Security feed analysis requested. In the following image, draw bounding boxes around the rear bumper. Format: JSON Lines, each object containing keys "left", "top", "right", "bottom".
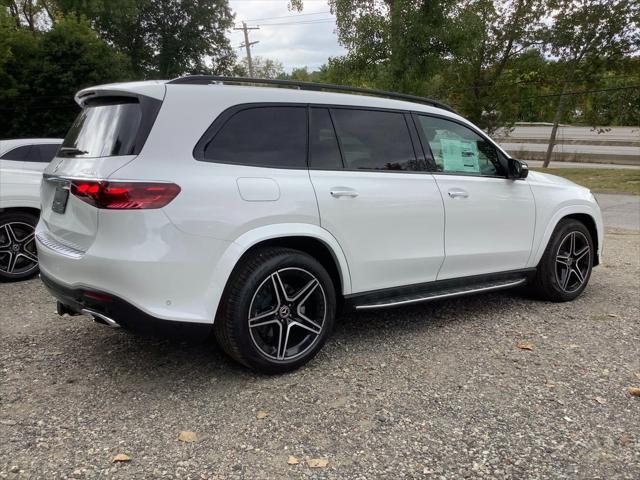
{"left": 35, "top": 210, "right": 235, "bottom": 324}
{"left": 40, "top": 272, "right": 212, "bottom": 338}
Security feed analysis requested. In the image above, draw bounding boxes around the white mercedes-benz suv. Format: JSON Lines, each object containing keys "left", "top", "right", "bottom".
{"left": 36, "top": 77, "right": 603, "bottom": 373}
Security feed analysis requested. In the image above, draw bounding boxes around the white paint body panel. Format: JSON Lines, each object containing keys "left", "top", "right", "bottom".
{"left": 310, "top": 170, "right": 445, "bottom": 292}
{"left": 525, "top": 171, "right": 603, "bottom": 266}
{"left": 0, "top": 167, "right": 43, "bottom": 210}
{"left": 36, "top": 81, "right": 603, "bottom": 325}
{"left": 434, "top": 175, "right": 536, "bottom": 279}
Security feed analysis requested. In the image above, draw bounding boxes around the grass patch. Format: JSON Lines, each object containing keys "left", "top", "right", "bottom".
{"left": 531, "top": 168, "right": 640, "bottom": 195}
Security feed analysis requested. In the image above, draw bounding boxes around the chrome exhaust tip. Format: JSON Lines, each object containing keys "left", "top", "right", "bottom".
{"left": 81, "top": 308, "right": 120, "bottom": 328}
{"left": 57, "top": 301, "right": 81, "bottom": 317}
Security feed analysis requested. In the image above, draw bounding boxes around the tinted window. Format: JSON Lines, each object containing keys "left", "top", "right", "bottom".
{"left": 37, "top": 144, "right": 60, "bottom": 162}
{"left": 330, "top": 109, "right": 417, "bottom": 171}
{"left": 61, "top": 98, "right": 142, "bottom": 158}
{"left": 309, "top": 108, "right": 342, "bottom": 169}
{"left": 417, "top": 116, "right": 505, "bottom": 176}
{"left": 203, "top": 107, "right": 307, "bottom": 168}
{"left": 1, "top": 145, "right": 37, "bottom": 161}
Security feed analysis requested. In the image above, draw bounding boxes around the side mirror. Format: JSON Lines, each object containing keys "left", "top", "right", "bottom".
{"left": 509, "top": 158, "right": 529, "bottom": 179}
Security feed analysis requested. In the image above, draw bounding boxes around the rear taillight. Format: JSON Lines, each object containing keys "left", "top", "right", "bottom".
{"left": 70, "top": 180, "right": 181, "bottom": 209}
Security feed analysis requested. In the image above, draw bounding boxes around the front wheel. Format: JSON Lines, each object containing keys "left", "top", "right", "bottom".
{"left": 214, "top": 248, "right": 336, "bottom": 374}
{"left": 531, "top": 219, "right": 594, "bottom": 302}
{"left": 0, "top": 211, "right": 39, "bottom": 282}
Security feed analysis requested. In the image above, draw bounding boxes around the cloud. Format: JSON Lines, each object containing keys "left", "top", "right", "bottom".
{"left": 228, "top": 0, "right": 346, "bottom": 71}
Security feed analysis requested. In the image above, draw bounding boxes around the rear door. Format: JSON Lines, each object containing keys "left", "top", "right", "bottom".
{"left": 40, "top": 95, "right": 161, "bottom": 251}
{"left": 308, "top": 107, "right": 445, "bottom": 294}
{"left": 414, "top": 114, "right": 535, "bottom": 280}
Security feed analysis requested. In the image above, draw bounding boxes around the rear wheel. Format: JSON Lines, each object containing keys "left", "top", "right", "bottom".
{"left": 215, "top": 248, "right": 336, "bottom": 374}
{"left": 531, "top": 219, "right": 594, "bottom": 302}
{"left": 0, "top": 211, "right": 39, "bottom": 282}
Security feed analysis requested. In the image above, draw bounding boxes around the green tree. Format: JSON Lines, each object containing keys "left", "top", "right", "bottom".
{"left": 56, "top": 0, "right": 236, "bottom": 77}
{"left": 0, "top": 17, "right": 131, "bottom": 137}
{"left": 235, "top": 56, "right": 284, "bottom": 79}
{"left": 541, "top": 0, "right": 640, "bottom": 167}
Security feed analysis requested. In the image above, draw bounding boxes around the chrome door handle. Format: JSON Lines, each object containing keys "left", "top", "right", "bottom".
{"left": 330, "top": 190, "right": 359, "bottom": 198}
{"left": 448, "top": 189, "right": 469, "bottom": 199}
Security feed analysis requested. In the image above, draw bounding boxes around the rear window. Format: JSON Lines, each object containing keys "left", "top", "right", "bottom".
{"left": 201, "top": 106, "right": 307, "bottom": 168}
{"left": 61, "top": 96, "right": 159, "bottom": 158}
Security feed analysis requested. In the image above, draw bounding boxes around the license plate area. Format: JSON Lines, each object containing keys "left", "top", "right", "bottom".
{"left": 52, "top": 186, "right": 70, "bottom": 214}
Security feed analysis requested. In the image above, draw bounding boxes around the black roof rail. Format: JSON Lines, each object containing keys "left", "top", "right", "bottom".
{"left": 167, "top": 75, "right": 456, "bottom": 113}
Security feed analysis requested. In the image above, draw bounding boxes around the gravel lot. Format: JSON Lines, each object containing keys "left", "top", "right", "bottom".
{"left": 1, "top": 229, "right": 639, "bottom": 479}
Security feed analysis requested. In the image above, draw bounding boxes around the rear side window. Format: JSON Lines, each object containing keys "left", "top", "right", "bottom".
{"left": 330, "top": 109, "right": 418, "bottom": 171}
{"left": 1, "top": 145, "right": 38, "bottom": 161}
{"left": 309, "top": 108, "right": 342, "bottom": 170}
{"left": 202, "top": 107, "right": 307, "bottom": 168}
{"left": 60, "top": 96, "right": 161, "bottom": 158}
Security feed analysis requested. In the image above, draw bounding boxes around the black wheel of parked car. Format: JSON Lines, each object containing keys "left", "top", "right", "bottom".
{"left": 0, "top": 211, "right": 39, "bottom": 282}
{"left": 215, "top": 247, "right": 336, "bottom": 374}
{"left": 531, "top": 219, "right": 594, "bottom": 302}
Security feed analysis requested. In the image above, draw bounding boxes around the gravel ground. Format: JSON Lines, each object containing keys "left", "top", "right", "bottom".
{"left": 1, "top": 230, "right": 639, "bottom": 479}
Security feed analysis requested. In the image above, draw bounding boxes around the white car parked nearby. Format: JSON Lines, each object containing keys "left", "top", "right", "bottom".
{"left": 36, "top": 77, "right": 603, "bottom": 373}
{"left": 0, "top": 138, "right": 62, "bottom": 281}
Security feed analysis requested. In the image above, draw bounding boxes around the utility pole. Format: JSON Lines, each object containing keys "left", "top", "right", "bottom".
{"left": 234, "top": 22, "right": 260, "bottom": 77}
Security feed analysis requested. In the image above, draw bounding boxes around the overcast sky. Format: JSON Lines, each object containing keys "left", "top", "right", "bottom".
{"left": 227, "top": 1, "right": 346, "bottom": 71}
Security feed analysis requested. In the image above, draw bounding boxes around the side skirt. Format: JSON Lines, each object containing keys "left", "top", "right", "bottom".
{"left": 345, "top": 269, "right": 536, "bottom": 311}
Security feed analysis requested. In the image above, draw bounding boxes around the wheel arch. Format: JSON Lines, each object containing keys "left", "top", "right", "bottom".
{"left": 562, "top": 213, "right": 599, "bottom": 266}
{"left": 0, "top": 206, "right": 41, "bottom": 218}
{"left": 531, "top": 206, "right": 603, "bottom": 268}
{"left": 238, "top": 236, "right": 346, "bottom": 298}
{"left": 207, "top": 223, "right": 352, "bottom": 323}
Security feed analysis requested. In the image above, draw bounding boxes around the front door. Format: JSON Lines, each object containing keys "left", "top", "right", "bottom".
{"left": 414, "top": 114, "right": 535, "bottom": 280}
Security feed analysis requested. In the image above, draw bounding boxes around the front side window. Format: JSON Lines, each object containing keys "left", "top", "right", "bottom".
{"left": 203, "top": 106, "right": 307, "bottom": 168}
{"left": 417, "top": 116, "right": 505, "bottom": 177}
{"left": 62, "top": 97, "right": 143, "bottom": 158}
{"left": 330, "top": 108, "right": 418, "bottom": 171}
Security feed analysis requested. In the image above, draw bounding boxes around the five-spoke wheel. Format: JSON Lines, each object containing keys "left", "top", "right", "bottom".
{"left": 0, "top": 212, "right": 39, "bottom": 282}
{"left": 248, "top": 268, "right": 327, "bottom": 361}
{"left": 215, "top": 248, "right": 336, "bottom": 373}
{"left": 555, "top": 231, "right": 591, "bottom": 293}
{"left": 531, "top": 219, "right": 594, "bottom": 302}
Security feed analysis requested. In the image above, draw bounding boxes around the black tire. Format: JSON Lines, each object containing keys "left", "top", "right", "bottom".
{"left": 0, "top": 211, "right": 39, "bottom": 282}
{"left": 214, "top": 247, "right": 337, "bottom": 374}
{"left": 530, "top": 219, "right": 594, "bottom": 302}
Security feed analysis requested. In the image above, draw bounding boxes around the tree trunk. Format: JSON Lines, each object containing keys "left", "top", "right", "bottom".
{"left": 543, "top": 61, "right": 577, "bottom": 168}
{"left": 542, "top": 89, "right": 570, "bottom": 168}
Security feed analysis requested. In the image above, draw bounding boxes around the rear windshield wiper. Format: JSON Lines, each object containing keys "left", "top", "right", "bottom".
{"left": 59, "top": 147, "right": 88, "bottom": 157}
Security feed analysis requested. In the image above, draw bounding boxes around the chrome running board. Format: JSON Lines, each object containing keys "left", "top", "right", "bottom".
{"left": 354, "top": 278, "right": 527, "bottom": 310}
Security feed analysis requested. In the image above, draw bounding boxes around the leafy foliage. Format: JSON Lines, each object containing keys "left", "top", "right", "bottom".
{"left": 1, "top": 0, "right": 236, "bottom": 138}
{"left": 0, "top": 16, "right": 131, "bottom": 137}
{"left": 55, "top": 0, "right": 236, "bottom": 77}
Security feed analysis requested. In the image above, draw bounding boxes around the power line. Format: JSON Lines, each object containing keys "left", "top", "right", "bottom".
{"left": 245, "top": 11, "right": 332, "bottom": 22}
{"left": 255, "top": 19, "right": 336, "bottom": 26}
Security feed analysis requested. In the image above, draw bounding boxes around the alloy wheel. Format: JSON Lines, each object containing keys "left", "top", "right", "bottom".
{"left": 555, "top": 231, "right": 591, "bottom": 293}
{"left": 0, "top": 222, "right": 38, "bottom": 276}
{"left": 248, "top": 267, "right": 327, "bottom": 361}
